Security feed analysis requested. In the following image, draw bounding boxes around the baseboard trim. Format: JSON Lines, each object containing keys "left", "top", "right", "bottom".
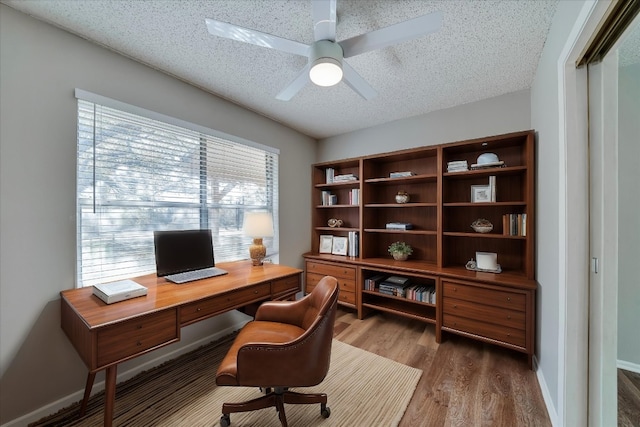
{"left": 617, "top": 359, "right": 640, "bottom": 374}
{"left": 535, "top": 355, "right": 560, "bottom": 427}
{"left": 0, "top": 320, "right": 250, "bottom": 427}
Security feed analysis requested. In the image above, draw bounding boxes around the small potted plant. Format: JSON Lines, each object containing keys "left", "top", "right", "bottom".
{"left": 388, "top": 241, "right": 413, "bottom": 261}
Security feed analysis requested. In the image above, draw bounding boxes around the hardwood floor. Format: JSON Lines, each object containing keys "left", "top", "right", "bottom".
{"left": 332, "top": 307, "right": 551, "bottom": 427}
{"left": 619, "top": 368, "right": 640, "bottom": 427}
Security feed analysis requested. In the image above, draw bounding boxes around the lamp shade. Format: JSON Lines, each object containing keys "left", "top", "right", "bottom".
{"left": 243, "top": 212, "right": 274, "bottom": 237}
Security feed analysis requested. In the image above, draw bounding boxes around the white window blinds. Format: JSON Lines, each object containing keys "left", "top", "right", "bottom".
{"left": 76, "top": 95, "right": 279, "bottom": 287}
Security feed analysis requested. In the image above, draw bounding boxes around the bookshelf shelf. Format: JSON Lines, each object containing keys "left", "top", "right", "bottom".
{"left": 305, "top": 130, "right": 536, "bottom": 368}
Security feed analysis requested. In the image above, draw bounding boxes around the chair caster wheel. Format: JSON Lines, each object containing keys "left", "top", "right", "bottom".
{"left": 220, "top": 414, "right": 231, "bottom": 427}
{"left": 321, "top": 404, "right": 331, "bottom": 418}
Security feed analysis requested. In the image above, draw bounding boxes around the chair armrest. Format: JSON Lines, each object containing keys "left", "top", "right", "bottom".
{"left": 254, "top": 297, "right": 310, "bottom": 328}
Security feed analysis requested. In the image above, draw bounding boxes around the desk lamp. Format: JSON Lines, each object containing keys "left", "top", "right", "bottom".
{"left": 243, "top": 212, "right": 274, "bottom": 266}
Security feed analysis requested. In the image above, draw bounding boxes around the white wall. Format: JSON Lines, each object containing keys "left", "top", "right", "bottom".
{"left": 0, "top": 5, "right": 316, "bottom": 424}
{"left": 618, "top": 63, "right": 640, "bottom": 368}
{"left": 317, "top": 90, "right": 531, "bottom": 162}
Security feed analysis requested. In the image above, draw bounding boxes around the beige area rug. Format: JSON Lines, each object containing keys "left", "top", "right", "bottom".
{"left": 33, "top": 337, "right": 422, "bottom": 426}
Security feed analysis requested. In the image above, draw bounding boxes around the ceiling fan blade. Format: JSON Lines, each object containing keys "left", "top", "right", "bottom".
{"left": 340, "top": 11, "right": 443, "bottom": 58}
{"left": 312, "top": 0, "right": 337, "bottom": 41}
{"left": 342, "top": 62, "right": 378, "bottom": 100}
{"left": 205, "top": 18, "right": 309, "bottom": 57}
{"left": 276, "top": 64, "right": 312, "bottom": 101}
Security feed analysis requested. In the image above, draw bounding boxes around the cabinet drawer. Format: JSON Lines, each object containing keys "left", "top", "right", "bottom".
{"left": 443, "top": 298, "right": 525, "bottom": 330}
{"left": 272, "top": 275, "right": 300, "bottom": 296}
{"left": 306, "top": 261, "right": 355, "bottom": 280}
{"left": 97, "top": 309, "right": 178, "bottom": 367}
{"left": 443, "top": 314, "right": 526, "bottom": 348}
{"left": 307, "top": 272, "right": 355, "bottom": 293}
{"left": 339, "top": 291, "right": 356, "bottom": 305}
{"left": 181, "top": 283, "right": 271, "bottom": 324}
{"left": 442, "top": 281, "right": 526, "bottom": 311}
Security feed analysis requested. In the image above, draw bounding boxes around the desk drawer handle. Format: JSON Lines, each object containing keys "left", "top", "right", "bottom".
{"left": 507, "top": 297, "right": 512, "bottom": 301}
{"left": 137, "top": 341, "right": 142, "bottom": 346}
{"left": 137, "top": 325, "right": 143, "bottom": 330}
{"left": 197, "top": 308, "right": 201, "bottom": 312}
{"left": 254, "top": 290, "right": 258, "bottom": 294}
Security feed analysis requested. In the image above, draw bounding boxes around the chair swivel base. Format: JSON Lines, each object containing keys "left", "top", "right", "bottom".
{"left": 220, "top": 387, "right": 331, "bottom": 427}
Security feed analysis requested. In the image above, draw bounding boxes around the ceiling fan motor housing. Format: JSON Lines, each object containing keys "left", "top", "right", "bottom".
{"left": 309, "top": 40, "right": 344, "bottom": 86}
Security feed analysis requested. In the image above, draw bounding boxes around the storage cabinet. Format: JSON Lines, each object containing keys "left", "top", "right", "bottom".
{"left": 441, "top": 279, "right": 534, "bottom": 365}
{"left": 306, "top": 260, "right": 357, "bottom": 308}
{"left": 304, "top": 130, "right": 537, "bottom": 367}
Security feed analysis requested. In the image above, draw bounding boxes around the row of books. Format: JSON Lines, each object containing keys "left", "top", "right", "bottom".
{"left": 348, "top": 188, "right": 360, "bottom": 205}
{"left": 321, "top": 191, "right": 338, "bottom": 206}
{"left": 503, "top": 213, "right": 527, "bottom": 236}
{"left": 363, "top": 275, "right": 436, "bottom": 303}
{"left": 347, "top": 231, "right": 359, "bottom": 257}
{"left": 325, "top": 168, "right": 358, "bottom": 183}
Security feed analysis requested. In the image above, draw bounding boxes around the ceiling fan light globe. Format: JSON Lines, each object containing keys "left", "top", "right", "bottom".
{"left": 309, "top": 59, "right": 343, "bottom": 87}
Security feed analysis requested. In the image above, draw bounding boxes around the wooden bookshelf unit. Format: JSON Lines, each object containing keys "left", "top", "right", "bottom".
{"left": 304, "top": 130, "right": 537, "bottom": 368}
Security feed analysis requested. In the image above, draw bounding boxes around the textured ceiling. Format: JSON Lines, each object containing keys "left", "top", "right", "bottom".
{"left": 3, "top": 0, "right": 560, "bottom": 139}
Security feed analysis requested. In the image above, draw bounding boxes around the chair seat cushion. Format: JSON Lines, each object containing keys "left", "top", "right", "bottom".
{"left": 216, "top": 320, "right": 306, "bottom": 386}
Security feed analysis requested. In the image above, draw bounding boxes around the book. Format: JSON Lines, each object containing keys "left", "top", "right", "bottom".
{"left": 385, "top": 222, "right": 413, "bottom": 230}
{"left": 489, "top": 175, "right": 496, "bottom": 202}
{"left": 325, "top": 168, "right": 334, "bottom": 184}
{"left": 389, "top": 171, "right": 416, "bottom": 178}
{"left": 383, "top": 276, "right": 410, "bottom": 285}
{"left": 93, "top": 279, "right": 147, "bottom": 304}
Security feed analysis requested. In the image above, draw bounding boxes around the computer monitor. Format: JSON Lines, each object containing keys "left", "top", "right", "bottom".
{"left": 153, "top": 229, "right": 215, "bottom": 277}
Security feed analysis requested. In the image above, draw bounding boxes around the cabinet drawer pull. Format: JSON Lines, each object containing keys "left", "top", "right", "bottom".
{"left": 137, "top": 341, "right": 142, "bottom": 346}
{"left": 507, "top": 297, "right": 511, "bottom": 301}
{"left": 197, "top": 308, "right": 201, "bottom": 312}
{"left": 453, "top": 304, "right": 458, "bottom": 308}
{"left": 254, "top": 290, "right": 258, "bottom": 294}
{"left": 137, "top": 325, "right": 143, "bottom": 329}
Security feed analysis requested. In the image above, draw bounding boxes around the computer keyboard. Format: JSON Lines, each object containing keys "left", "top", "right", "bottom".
{"left": 165, "top": 267, "right": 228, "bottom": 284}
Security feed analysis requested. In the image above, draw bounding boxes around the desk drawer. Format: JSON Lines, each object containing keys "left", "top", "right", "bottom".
{"left": 97, "top": 309, "right": 178, "bottom": 367}
{"left": 306, "top": 261, "right": 356, "bottom": 280}
{"left": 180, "top": 283, "right": 271, "bottom": 324}
{"left": 442, "top": 281, "right": 526, "bottom": 311}
{"left": 271, "top": 275, "right": 300, "bottom": 297}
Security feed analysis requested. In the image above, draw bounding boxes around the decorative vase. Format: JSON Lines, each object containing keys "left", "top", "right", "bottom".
{"left": 392, "top": 252, "right": 408, "bottom": 261}
{"left": 395, "top": 191, "right": 410, "bottom": 204}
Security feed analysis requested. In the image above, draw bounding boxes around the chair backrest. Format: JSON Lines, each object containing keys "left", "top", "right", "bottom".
{"left": 300, "top": 275, "right": 339, "bottom": 330}
{"left": 294, "top": 276, "right": 339, "bottom": 385}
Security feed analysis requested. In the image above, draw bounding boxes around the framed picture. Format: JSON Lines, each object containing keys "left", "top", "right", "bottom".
{"left": 319, "top": 235, "right": 333, "bottom": 253}
{"left": 331, "top": 236, "right": 348, "bottom": 256}
{"left": 471, "top": 185, "right": 491, "bottom": 203}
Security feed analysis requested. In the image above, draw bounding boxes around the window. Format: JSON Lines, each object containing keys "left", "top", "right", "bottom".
{"left": 76, "top": 90, "right": 279, "bottom": 287}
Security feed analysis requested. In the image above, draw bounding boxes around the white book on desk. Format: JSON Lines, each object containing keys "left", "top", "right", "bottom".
{"left": 93, "top": 279, "right": 148, "bottom": 304}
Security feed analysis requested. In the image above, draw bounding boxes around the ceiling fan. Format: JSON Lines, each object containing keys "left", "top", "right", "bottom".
{"left": 205, "top": 0, "right": 442, "bottom": 101}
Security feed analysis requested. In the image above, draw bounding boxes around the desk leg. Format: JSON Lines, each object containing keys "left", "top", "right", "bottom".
{"left": 79, "top": 371, "right": 96, "bottom": 416}
{"left": 104, "top": 365, "right": 117, "bottom": 427}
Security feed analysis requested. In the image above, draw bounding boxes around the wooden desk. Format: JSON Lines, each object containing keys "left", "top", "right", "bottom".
{"left": 60, "top": 261, "right": 302, "bottom": 427}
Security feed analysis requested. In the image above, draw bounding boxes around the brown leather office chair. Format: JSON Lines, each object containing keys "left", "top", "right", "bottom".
{"left": 215, "top": 275, "right": 339, "bottom": 427}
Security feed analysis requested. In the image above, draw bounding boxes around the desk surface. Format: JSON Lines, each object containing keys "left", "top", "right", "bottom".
{"left": 61, "top": 261, "right": 302, "bottom": 329}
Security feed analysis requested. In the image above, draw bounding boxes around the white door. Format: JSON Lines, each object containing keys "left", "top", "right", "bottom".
{"left": 588, "top": 15, "right": 640, "bottom": 427}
